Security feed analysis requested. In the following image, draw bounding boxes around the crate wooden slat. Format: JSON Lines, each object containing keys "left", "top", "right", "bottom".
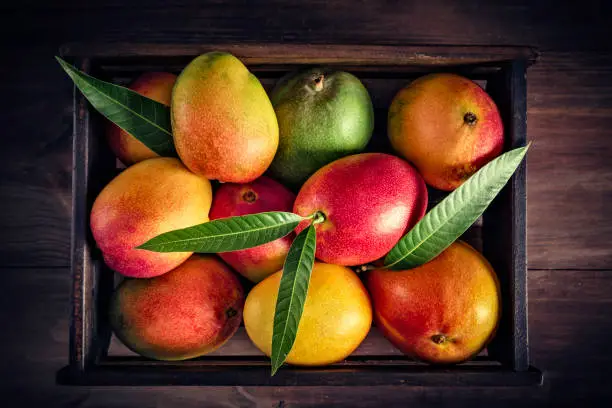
{"left": 60, "top": 43, "right": 539, "bottom": 65}
{"left": 58, "top": 362, "right": 542, "bottom": 387}
{"left": 59, "top": 43, "right": 542, "bottom": 386}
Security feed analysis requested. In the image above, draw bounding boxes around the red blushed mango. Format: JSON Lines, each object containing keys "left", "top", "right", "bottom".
{"left": 293, "top": 153, "right": 428, "bottom": 266}
{"left": 388, "top": 73, "right": 503, "bottom": 191}
{"left": 90, "top": 157, "right": 212, "bottom": 278}
{"left": 172, "top": 52, "right": 279, "bottom": 183}
{"left": 366, "top": 241, "right": 500, "bottom": 364}
{"left": 109, "top": 255, "right": 244, "bottom": 361}
{"left": 106, "top": 72, "right": 177, "bottom": 165}
{"left": 210, "top": 176, "right": 295, "bottom": 283}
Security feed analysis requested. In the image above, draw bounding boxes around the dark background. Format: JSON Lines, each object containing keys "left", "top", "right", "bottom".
{"left": 1, "top": 0, "right": 611, "bottom": 406}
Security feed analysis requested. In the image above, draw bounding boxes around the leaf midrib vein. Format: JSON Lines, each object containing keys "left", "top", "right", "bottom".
{"left": 69, "top": 63, "right": 172, "bottom": 138}
{"left": 273, "top": 226, "right": 313, "bottom": 371}
{"left": 142, "top": 215, "right": 299, "bottom": 248}
{"left": 386, "top": 172, "right": 494, "bottom": 268}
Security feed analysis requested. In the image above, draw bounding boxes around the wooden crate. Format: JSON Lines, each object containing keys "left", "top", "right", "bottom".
{"left": 57, "top": 43, "right": 542, "bottom": 386}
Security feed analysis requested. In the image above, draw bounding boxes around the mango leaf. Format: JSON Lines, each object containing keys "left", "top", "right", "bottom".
{"left": 138, "top": 212, "right": 304, "bottom": 253}
{"left": 384, "top": 145, "right": 529, "bottom": 270}
{"left": 56, "top": 57, "right": 176, "bottom": 156}
{"left": 271, "top": 223, "right": 317, "bottom": 375}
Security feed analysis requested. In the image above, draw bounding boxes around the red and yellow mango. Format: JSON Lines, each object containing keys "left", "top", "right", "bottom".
{"left": 110, "top": 255, "right": 244, "bottom": 360}
{"left": 210, "top": 176, "right": 295, "bottom": 283}
{"left": 90, "top": 157, "right": 212, "bottom": 278}
{"left": 293, "top": 153, "right": 428, "bottom": 266}
{"left": 106, "top": 72, "right": 176, "bottom": 165}
{"left": 389, "top": 73, "right": 503, "bottom": 191}
{"left": 171, "top": 52, "right": 279, "bottom": 183}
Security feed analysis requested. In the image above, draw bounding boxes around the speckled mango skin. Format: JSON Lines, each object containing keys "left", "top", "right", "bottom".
{"left": 293, "top": 153, "right": 428, "bottom": 266}
{"left": 109, "top": 255, "right": 244, "bottom": 361}
{"left": 106, "top": 72, "right": 177, "bottom": 165}
{"left": 269, "top": 68, "right": 374, "bottom": 187}
{"left": 388, "top": 73, "right": 504, "bottom": 191}
{"left": 90, "top": 157, "right": 212, "bottom": 278}
{"left": 172, "top": 52, "right": 279, "bottom": 183}
{"left": 209, "top": 176, "right": 295, "bottom": 283}
{"left": 244, "top": 262, "right": 371, "bottom": 366}
{"left": 366, "top": 241, "right": 500, "bottom": 364}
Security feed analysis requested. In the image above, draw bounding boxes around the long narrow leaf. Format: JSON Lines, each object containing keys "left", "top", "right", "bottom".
{"left": 384, "top": 145, "right": 529, "bottom": 270}
{"left": 137, "top": 212, "right": 304, "bottom": 253}
{"left": 271, "top": 224, "right": 317, "bottom": 375}
{"left": 56, "top": 57, "right": 176, "bottom": 156}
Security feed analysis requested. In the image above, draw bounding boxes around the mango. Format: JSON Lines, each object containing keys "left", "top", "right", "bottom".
{"left": 110, "top": 255, "right": 244, "bottom": 361}
{"left": 172, "top": 52, "right": 279, "bottom": 183}
{"left": 209, "top": 176, "right": 295, "bottom": 283}
{"left": 106, "top": 72, "right": 176, "bottom": 165}
{"left": 90, "top": 157, "right": 212, "bottom": 278}
{"left": 269, "top": 68, "right": 374, "bottom": 187}
{"left": 244, "top": 262, "right": 371, "bottom": 366}
{"left": 388, "top": 73, "right": 504, "bottom": 191}
{"left": 366, "top": 241, "right": 500, "bottom": 364}
{"left": 293, "top": 153, "right": 428, "bottom": 266}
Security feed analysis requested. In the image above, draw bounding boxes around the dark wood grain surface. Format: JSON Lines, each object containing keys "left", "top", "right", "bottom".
{"left": 1, "top": 0, "right": 611, "bottom": 406}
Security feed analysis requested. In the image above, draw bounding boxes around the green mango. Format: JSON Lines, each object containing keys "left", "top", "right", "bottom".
{"left": 269, "top": 68, "right": 374, "bottom": 187}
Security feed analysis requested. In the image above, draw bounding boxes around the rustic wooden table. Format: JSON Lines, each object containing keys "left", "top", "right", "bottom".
{"left": 1, "top": 1, "right": 611, "bottom": 406}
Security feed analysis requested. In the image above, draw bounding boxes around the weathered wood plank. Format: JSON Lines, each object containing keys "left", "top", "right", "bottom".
{"left": 0, "top": 46, "right": 73, "bottom": 267}
{"left": 0, "top": 185, "right": 70, "bottom": 267}
{"left": 529, "top": 268, "right": 612, "bottom": 301}
{"left": 526, "top": 52, "right": 612, "bottom": 269}
{"left": 1, "top": 0, "right": 610, "bottom": 52}
{"left": 59, "top": 43, "right": 538, "bottom": 65}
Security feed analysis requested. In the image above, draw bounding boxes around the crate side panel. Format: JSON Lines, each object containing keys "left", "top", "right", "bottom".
{"left": 70, "top": 57, "right": 92, "bottom": 372}
{"left": 483, "top": 60, "right": 529, "bottom": 371}
{"left": 70, "top": 58, "right": 118, "bottom": 372}
{"left": 57, "top": 363, "right": 543, "bottom": 387}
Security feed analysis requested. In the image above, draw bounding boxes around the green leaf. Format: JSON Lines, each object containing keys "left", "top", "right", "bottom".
{"left": 384, "top": 145, "right": 529, "bottom": 270}
{"left": 137, "top": 212, "right": 304, "bottom": 253}
{"left": 271, "top": 223, "right": 317, "bottom": 375}
{"left": 55, "top": 56, "right": 176, "bottom": 157}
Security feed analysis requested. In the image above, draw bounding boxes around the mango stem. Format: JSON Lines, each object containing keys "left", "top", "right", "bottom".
{"left": 242, "top": 190, "right": 257, "bottom": 203}
{"left": 431, "top": 334, "right": 447, "bottom": 345}
{"left": 311, "top": 210, "right": 326, "bottom": 225}
{"left": 463, "top": 112, "right": 478, "bottom": 125}
{"left": 314, "top": 74, "right": 325, "bottom": 92}
{"left": 353, "top": 264, "right": 376, "bottom": 274}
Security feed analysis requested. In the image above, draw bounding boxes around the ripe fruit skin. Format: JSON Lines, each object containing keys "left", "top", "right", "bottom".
{"left": 366, "top": 241, "right": 500, "bottom": 364}
{"left": 90, "top": 157, "right": 212, "bottom": 278}
{"left": 106, "top": 72, "right": 176, "bottom": 165}
{"left": 293, "top": 153, "right": 428, "bottom": 266}
{"left": 209, "top": 176, "right": 295, "bottom": 283}
{"left": 109, "top": 255, "right": 244, "bottom": 361}
{"left": 388, "top": 73, "right": 503, "bottom": 191}
{"left": 172, "top": 52, "right": 279, "bottom": 183}
{"left": 269, "top": 67, "right": 374, "bottom": 187}
{"left": 243, "top": 262, "right": 372, "bottom": 366}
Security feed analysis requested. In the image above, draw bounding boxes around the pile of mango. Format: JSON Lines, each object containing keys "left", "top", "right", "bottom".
{"left": 93, "top": 52, "right": 503, "bottom": 366}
